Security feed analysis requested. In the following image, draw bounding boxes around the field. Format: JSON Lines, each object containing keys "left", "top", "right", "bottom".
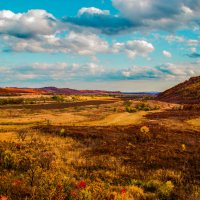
{"left": 0, "top": 94, "right": 199, "bottom": 200}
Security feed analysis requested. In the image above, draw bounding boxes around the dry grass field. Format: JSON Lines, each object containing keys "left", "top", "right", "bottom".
{"left": 0, "top": 95, "right": 199, "bottom": 200}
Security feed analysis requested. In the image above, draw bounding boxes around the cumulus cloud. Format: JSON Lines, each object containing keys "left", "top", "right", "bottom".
{"left": 1, "top": 32, "right": 154, "bottom": 58}
{"left": 63, "top": 7, "right": 135, "bottom": 35}
{"left": 0, "top": 10, "right": 58, "bottom": 38}
{"left": 165, "top": 35, "right": 185, "bottom": 43}
{"left": 124, "top": 40, "right": 154, "bottom": 58}
{"left": 113, "top": 40, "right": 154, "bottom": 58}
{"left": 1, "top": 62, "right": 105, "bottom": 83}
{"left": 1, "top": 2, "right": 200, "bottom": 40}
{"left": 112, "top": 0, "right": 200, "bottom": 32}
{"left": 163, "top": 50, "right": 172, "bottom": 58}
{"left": 2, "top": 60, "right": 200, "bottom": 85}
{"left": 120, "top": 62, "right": 200, "bottom": 81}
{"left": 165, "top": 34, "right": 199, "bottom": 48}
{"left": 60, "top": 1, "right": 200, "bottom": 35}
{"left": 2, "top": 31, "right": 109, "bottom": 55}
{"left": 78, "top": 7, "right": 110, "bottom": 16}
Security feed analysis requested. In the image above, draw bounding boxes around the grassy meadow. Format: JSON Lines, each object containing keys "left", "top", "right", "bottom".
{"left": 0, "top": 94, "right": 199, "bottom": 200}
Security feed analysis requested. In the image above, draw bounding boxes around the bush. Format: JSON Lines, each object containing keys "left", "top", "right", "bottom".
{"left": 125, "top": 106, "right": 137, "bottom": 113}
{"left": 135, "top": 103, "right": 160, "bottom": 111}
{"left": 52, "top": 95, "right": 64, "bottom": 102}
{"left": 145, "top": 180, "right": 162, "bottom": 192}
{"left": 0, "top": 98, "right": 24, "bottom": 105}
{"left": 134, "top": 126, "right": 152, "bottom": 142}
{"left": 59, "top": 128, "right": 65, "bottom": 137}
{"left": 158, "top": 181, "right": 174, "bottom": 200}
{"left": 2, "top": 150, "right": 16, "bottom": 169}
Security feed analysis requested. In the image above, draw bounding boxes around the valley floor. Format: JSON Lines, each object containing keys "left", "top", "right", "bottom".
{"left": 0, "top": 96, "right": 199, "bottom": 200}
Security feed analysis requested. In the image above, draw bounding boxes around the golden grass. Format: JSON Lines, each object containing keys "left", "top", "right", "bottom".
{"left": 0, "top": 132, "right": 16, "bottom": 141}
{"left": 78, "top": 111, "right": 147, "bottom": 126}
{"left": 0, "top": 98, "right": 200, "bottom": 199}
{"left": 187, "top": 118, "right": 200, "bottom": 127}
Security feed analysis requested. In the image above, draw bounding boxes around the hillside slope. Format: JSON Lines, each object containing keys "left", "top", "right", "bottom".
{"left": 157, "top": 76, "right": 200, "bottom": 104}
{"left": 0, "top": 88, "right": 40, "bottom": 94}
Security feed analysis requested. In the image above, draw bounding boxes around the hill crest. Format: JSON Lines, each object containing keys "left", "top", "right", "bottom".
{"left": 157, "top": 76, "right": 200, "bottom": 104}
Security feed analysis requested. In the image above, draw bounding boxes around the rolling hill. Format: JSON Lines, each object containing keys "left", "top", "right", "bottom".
{"left": 0, "top": 87, "right": 121, "bottom": 95}
{"left": 0, "top": 88, "right": 41, "bottom": 94}
{"left": 157, "top": 76, "right": 200, "bottom": 104}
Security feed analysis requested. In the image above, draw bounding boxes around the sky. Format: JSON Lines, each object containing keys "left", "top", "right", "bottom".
{"left": 0, "top": 0, "right": 200, "bottom": 92}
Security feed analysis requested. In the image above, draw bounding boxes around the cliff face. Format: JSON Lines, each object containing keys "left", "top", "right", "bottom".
{"left": 157, "top": 76, "right": 200, "bottom": 104}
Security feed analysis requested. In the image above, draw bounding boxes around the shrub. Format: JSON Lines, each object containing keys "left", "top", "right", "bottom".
{"left": 0, "top": 98, "right": 24, "bottom": 105}
{"left": 136, "top": 103, "right": 151, "bottom": 111}
{"left": 79, "top": 189, "right": 92, "bottom": 200}
{"left": 124, "top": 100, "right": 132, "bottom": 107}
{"left": 135, "top": 126, "right": 152, "bottom": 142}
{"left": 52, "top": 95, "right": 64, "bottom": 102}
{"left": 17, "top": 155, "right": 32, "bottom": 171}
{"left": 125, "top": 106, "right": 137, "bottom": 113}
{"left": 158, "top": 181, "right": 174, "bottom": 200}
{"left": 2, "top": 150, "right": 16, "bottom": 169}
{"left": 144, "top": 180, "right": 162, "bottom": 192}
{"left": 135, "top": 103, "right": 160, "bottom": 111}
{"left": 59, "top": 128, "right": 65, "bottom": 137}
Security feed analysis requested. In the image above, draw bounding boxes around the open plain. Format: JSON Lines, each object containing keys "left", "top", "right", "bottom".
{"left": 0, "top": 94, "right": 199, "bottom": 200}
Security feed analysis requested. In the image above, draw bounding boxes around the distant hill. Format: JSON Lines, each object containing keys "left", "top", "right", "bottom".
{"left": 0, "top": 88, "right": 41, "bottom": 94}
{"left": 39, "top": 87, "right": 121, "bottom": 95}
{"left": 157, "top": 76, "right": 200, "bottom": 104}
{"left": 0, "top": 87, "right": 121, "bottom": 95}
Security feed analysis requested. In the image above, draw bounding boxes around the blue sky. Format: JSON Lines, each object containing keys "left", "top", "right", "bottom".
{"left": 0, "top": 0, "right": 200, "bottom": 91}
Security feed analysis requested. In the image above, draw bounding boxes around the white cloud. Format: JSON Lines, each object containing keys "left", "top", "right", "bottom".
{"left": 0, "top": 10, "right": 58, "bottom": 38}
{"left": 86, "top": 63, "right": 105, "bottom": 74}
{"left": 166, "top": 35, "right": 185, "bottom": 43}
{"left": 78, "top": 7, "right": 110, "bottom": 16}
{"left": 1, "top": 62, "right": 105, "bottom": 82}
{"left": 121, "top": 62, "right": 200, "bottom": 81}
{"left": 65, "top": 31, "right": 109, "bottom": 55}
{"left": 181, "top": 5, "right": 193, "bottom": 15}
{"left": 2, "top": 60, "right": 200, "bottom": 86}
{"left": 163, "top": 50, "right": 172, "bottom": 58}
{"left": 113, "top": 40, "right": 154, "bottom": 58}
{"left": 112, "top": 0, "right": 200, "bottom": 31}
{"left": 2, "top": 31, "right": 109, "bottom": 55}
{"left": 1, "top": 31, "right": 155, "bottom": 59}
{"left": 125, "top": 40, "right": 154, "bottom": 58}
{"left": 165, "top": 35, "right": 199, "bottom": 47}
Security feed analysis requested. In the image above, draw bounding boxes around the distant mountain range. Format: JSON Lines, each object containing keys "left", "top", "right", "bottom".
{"left": 2, "top": 75, "right": 200, "bottom": 104}
{"left": 0, "top": 87, "right": 121, "bottom": 95}
{"left": 157, "top": 76, "right": 200, "bottom": 104}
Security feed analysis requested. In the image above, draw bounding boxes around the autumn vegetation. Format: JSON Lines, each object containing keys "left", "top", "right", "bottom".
{"left": 0, "top": 88, "right": 199, "bottom": 199}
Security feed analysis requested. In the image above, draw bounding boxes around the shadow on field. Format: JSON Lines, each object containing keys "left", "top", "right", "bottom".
{"left": 0, "top": 100, "right": 116, "bottom": 110}
{"left": 36, "top": 119, "right": 200, "bottom": 185}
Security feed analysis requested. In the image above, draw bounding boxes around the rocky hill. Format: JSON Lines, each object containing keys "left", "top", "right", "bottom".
{"left": 157, "top": 76, "right": 200, "bottom": 104}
